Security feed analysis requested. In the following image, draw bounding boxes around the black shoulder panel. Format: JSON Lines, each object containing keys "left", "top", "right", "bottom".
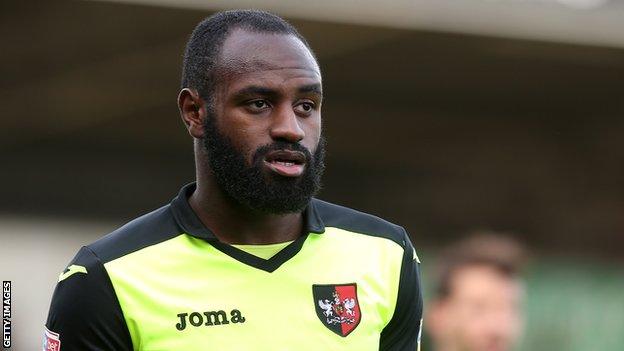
{"left": 45, "top": 247, "right": 134, "bottom": 350}
{"left": 88, "top": 204, "right": 182, "bottom": 263}
{"left": 311, "top": 198, "right": 408, "bottom": 248}
{"left": 312, "top": 199, "right": 424, "bottom": 349}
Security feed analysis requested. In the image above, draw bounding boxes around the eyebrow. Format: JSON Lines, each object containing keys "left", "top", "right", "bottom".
{"left": 232, "top": 86, "right": 278, "bottom": 99}
{"left": 231, "top": 83, "right": 323, "bottom": 101}
{"left": 298, "top": 83, "right": 323, "bottom": 97}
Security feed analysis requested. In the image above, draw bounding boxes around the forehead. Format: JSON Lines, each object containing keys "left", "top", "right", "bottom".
{"left": 450, "top": 265, "right": 523, "bottom": 301}
{"left": 215, "top": 28, "right": 321, "bottom": 86}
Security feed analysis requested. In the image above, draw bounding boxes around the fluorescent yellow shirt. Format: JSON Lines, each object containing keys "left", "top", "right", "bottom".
{"left": 232, "top": 241, "right": 294, "bottom": 260}
{"left": 46, "top": 183, "right": 423, "bottom": 350}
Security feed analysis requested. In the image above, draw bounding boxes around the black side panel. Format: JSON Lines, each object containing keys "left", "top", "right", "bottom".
{"left": 45, "top": 246, "right": 134, "bottom": 351}
{"left": 379, "top": 232, "right": 424, "bottom": 351}
{"left": 89, "top": 204, "right": 182, "bottom": 263}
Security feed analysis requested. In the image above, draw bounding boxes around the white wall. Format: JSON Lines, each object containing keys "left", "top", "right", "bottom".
{"left": 0, "top": 216, "right": 119, "bottom": 351}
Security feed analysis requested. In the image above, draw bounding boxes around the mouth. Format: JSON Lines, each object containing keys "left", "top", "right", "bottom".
{"left": 263, "top": 150, "right": 306, "bottom": 177}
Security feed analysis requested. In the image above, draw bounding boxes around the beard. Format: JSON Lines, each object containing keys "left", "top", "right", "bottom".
{"left": 202, "top": 112, "right": 325, "bottom": 214}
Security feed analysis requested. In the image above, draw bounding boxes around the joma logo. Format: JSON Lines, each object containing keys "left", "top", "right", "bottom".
{"left": 176, "top": 309, "right": 245, "bottom": 331}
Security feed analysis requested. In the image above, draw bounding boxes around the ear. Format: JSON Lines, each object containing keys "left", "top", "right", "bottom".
{"left": 424, "top": 299, "right": 446, "bottom": 339}
{"left": 177, "top": 88, "right": 206, "bottom": 139}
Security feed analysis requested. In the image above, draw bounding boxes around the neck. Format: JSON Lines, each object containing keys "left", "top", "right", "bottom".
{"left": 190, "top": 150, "right": 304, "bottom": 244}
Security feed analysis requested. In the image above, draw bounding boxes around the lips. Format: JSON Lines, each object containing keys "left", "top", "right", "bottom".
{"left": 264, "top": 150, "right": 306, "bottom": 177}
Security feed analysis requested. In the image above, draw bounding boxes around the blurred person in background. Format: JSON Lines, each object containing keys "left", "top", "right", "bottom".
{"left": 425, "top": 233, "right": 526, "bottom": 351}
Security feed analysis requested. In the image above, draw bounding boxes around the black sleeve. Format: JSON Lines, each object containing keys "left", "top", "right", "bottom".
{"left": 379, "top": 231, "right": 424, "bottom": 351}
{"left": 45, "top": 246, "right": 134, "bottom": 351}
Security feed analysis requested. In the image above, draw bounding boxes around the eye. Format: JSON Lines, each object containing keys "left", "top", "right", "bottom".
{"left": 245, "top": 99, "right": 270, "bottom": 113}
{"left": 253, "top": 100, "right": 267, "bottom": 108}
{"left": 295, "top": 101, "right": 315, "bottom": 115}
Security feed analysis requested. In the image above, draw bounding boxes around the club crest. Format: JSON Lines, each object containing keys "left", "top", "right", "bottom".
{"left": 312, "top": 283, "right": 361, "bottom": 337}
{"left": 43, "top": 327, "right": 61, "bottom": 351}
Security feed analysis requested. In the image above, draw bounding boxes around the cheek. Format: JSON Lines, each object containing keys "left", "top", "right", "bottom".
{"left": 303, "top": 116, "right": 322, "bottom": 149}
{"left": 448, "top": 301, "right": 489, "bottom": 340}
{"left": 238, "top": 131, "right": 264, "bottom": 162}
{"left": 504, "top": 309, "right": 524, "bottom": 339}
{"left": 218, "top": 113, "right": 267, "bottom": 157}
{"left": 313, "top": 113, "right": 322, "bottom": 135}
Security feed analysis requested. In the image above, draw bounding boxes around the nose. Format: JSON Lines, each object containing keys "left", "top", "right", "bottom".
{"left": 269, "top": 105, "right": 305, "bottom": 143}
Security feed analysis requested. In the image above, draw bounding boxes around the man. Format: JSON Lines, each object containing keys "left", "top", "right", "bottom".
{"left": 45, "top": 10, "right": 423, "bottom": 350}
{"left": 425, "top": 234, "right": 526, "bottom": 351}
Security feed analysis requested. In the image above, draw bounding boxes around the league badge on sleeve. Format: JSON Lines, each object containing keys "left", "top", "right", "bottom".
{"left": 43, "top": 327, "right": 61, "bottom": 351}
{"left": 312, "top": 283, "right": 361, "bottom": 337}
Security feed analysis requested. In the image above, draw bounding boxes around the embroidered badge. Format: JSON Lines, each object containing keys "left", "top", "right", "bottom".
{"left": 312, "top": 283, "right": 361, "bottom": 337}
{"left": 43, "top": 327, "right": 61, "bottom": 351}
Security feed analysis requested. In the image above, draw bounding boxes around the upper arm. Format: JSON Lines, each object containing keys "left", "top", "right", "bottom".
{"left": 45, "top": 246, "right": 133, "bottom": 351}
{"left": 379, "top": 231, "right": 424, "bottom": 351}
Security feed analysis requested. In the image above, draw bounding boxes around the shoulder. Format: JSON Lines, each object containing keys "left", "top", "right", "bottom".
{"left": 87, "top": 204, "right": 182, "bottom": 264}
{"left": 46, "top": 244, "right": 135, "bottom": 350}
{"left": 311, "top": 198, "right": 410, "bottom": 249}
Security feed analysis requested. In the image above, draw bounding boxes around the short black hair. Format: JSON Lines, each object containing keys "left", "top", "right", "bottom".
{"left": 432, "top": 232, "right": 527, "bottom": 299}
{"left": 181, "top": 9, "right": 315, "bottom": 104}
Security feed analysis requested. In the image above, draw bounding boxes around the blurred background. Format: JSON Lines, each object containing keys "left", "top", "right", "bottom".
{"left": 1, "top": 0, "right": 623, "bottom": 350}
